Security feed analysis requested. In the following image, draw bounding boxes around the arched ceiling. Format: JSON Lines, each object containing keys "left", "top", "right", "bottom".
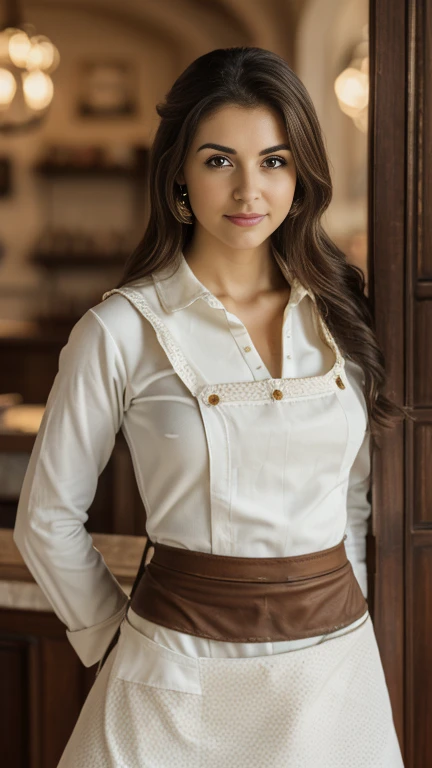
{"left": 20, "top": 0, "right": 299, "bottom": 65}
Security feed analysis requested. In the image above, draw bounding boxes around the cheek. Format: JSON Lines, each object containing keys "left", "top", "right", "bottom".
{"left": 268, "top": 173, "right": 296, "bottom": 204}
{"left": 272, "top": 167, "right": 296, "bottom": 190}
{"left": 190, "top": 177, "right": 227, "bottom": 213}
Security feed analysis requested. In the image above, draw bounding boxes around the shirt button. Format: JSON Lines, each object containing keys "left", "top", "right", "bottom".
{"left": 272, "top": 389, "right": 283, "bottom": 400}
{"left": 286, "top": 354, "right": 291, "bottom": 359}
{"left": 244, "top": 346, "right": 251, "bottom": 352}
{"left": 335, "top": 376, "right": 345, "bottom": 390}
{"left": 208, "top": 394, "right": 220, "bottom": 405}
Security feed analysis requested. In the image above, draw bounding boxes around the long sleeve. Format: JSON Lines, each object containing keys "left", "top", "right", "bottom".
{"left": 13, "top": 308, "right": 130, "bottom": 667}
{"left": 344, "top": 429, "right": 372, "bottom": 600}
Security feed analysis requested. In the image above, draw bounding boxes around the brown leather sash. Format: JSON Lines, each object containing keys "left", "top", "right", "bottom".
{"left": 129, "top": 536, "right": 368, "bottom": 642}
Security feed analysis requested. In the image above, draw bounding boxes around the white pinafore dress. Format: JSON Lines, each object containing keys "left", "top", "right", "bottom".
{"left": 57, "top": 281, "right": 405, "bottom": 768}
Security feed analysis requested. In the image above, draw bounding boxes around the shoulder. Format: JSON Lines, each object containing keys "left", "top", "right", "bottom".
{"left": 58, "top": 306, "right": 126, "bottom": 375}
{"left": 84, "top": 278, "right": 169, "bottom": 379}
{"left": 90, "top": 278, "right": 158, "bottom": 347}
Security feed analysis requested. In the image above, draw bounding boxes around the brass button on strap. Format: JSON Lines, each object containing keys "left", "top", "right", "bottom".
{"left": 208, "top": 393, "right": 220, "bottom": 405}
{"left": 335, "top": 375, "right": 345, "bottom": 390}
{"left": 272, "top": 389, "right": 283, "bottom": 400}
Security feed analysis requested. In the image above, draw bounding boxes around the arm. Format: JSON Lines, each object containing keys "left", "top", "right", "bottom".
{"left": 344, "top": 429, "right": 372, "bottom": 600}
{"left": 13, "top": 308, "right": 130, "bottom": 667}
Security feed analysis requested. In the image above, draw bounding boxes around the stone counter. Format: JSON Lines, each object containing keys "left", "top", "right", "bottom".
{"left": 0, "top": 527, "right": 146, "bottom": 610}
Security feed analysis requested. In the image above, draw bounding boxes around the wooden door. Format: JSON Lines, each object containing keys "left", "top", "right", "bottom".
{"left": 369, "top": 1, "right": 431, "bottom": 766}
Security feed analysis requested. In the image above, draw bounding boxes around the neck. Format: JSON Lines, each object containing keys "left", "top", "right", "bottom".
{"left": 183, "top": 234, "right": 289, "bottom": 304}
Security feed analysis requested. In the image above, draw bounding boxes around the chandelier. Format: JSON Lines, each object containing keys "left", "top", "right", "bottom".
{"left": 0, "top": 0, "right": 60, "bottom": 134}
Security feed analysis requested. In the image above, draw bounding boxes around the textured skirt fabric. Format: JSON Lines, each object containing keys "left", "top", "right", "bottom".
{"left": 57, "top": 613, "right": 405, "bottom": 768}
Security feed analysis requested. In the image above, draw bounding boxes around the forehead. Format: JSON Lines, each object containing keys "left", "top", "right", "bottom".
{"left": 192, "top": 104, "right": 288, "bottom": 144}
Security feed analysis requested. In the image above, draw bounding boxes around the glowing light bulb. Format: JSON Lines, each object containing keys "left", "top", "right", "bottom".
{"left": 8, "top": 31, "right": 31, "bottom": 67}
{"left": 0, "top": 30, "right": 12, "bottom": 59}
{"left": 27, "top": 36, "right": 60, "bottom": 72}
{"left": 0, "top": 68, "right": 17, "bottom": 107}
{"left": 334, "top": 68, "right": 369, "bottom": 111}
{"left": 22, "top": 70, "right": 53, "bottom": 110}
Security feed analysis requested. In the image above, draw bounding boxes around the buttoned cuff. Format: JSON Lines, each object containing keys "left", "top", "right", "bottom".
{"left": 65, "top": 595, "right": 130, "bottom": 667}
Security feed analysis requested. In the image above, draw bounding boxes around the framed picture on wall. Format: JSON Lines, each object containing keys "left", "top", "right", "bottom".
{"left": 77, "top": 61, "right": 138, "bottom": 117}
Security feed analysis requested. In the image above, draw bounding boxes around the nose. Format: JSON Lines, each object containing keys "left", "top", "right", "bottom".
{"left": 233, "top": 168, "right": 261, "bottom": 202}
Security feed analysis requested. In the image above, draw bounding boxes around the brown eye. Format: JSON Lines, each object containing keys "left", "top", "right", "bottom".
{"left": 205, "top": 155, "right": 231, "bottom": 168}
{"left": 263, "top": 156, "right": 287, "bottom": 168}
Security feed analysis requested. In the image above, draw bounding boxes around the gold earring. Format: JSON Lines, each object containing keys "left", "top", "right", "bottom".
{"left": 174, "top": 184, "right": 194, "bottom": 224}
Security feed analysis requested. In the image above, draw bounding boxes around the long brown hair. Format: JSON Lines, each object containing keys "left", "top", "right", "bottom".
{"left": 114, "top": 46, "right": 414, "bottom": 448}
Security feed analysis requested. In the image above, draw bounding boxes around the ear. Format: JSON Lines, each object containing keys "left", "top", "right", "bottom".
{"left": 175, "top": 172, "right": 185, "bottom": 186}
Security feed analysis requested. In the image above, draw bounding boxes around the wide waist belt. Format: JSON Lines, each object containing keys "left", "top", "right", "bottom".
{"left": 129, "top": 536, "right": 368, "bottom": 642}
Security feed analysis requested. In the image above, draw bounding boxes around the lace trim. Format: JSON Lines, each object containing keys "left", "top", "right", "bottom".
{"left": 102, "top": 286, "right": 346, "bottom": 404}
{"left": 199, "top": 368, "right": 345, "bottom": 406}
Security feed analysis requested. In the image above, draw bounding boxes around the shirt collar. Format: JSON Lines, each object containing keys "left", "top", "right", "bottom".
{"left": 152, "top": 251, "right": 314, "bottom": 313}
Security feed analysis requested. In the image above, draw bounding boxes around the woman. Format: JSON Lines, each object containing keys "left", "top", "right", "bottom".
{"left": 14, "top": 47, "right": 410, "bottom": 767}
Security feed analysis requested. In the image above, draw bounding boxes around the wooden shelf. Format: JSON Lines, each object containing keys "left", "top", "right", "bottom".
{"left": 32, "top": 252, "right": 126, "bottom": 269}
{"left": 34, "top": 163, "right": 144, "bottom": 178}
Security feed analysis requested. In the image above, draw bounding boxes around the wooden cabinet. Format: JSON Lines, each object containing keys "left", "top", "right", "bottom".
{"left": 0, "top": 609, "right": 97, "bottom": 768}
{"left": 0, "top": 531, "right": 144, "bottom": 768}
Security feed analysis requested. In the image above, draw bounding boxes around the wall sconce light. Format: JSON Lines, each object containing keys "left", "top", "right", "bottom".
{"left": 334, "top": 24, "right": 369, "bottom": 133}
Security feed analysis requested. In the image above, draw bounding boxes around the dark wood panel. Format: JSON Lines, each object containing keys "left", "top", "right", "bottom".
{"left": 0, "top": 638, "right": 31, "bottom": 767}
{"left": 0, "top": 340, "right": 64, "bottom": 405}
{"left": 412, "top": 417, "right": 432, "bottom": 526}
{"left": 111, "top": 435, "right": 147, "bottom": 536}
{"left": 414, "top": 301, "right": 432, "bottom": 404}
{"left": 405, "top": 0, "right": 432, "bottom": 765}
{"left": 28, "top": 641, "right": 42, "bottom": 768}
{"left": 420, "top": 0, "right": 432, "bottom": 278}
{"left": 40, "top": 638, "right": 85, "bottom": 768}
{"left": 410, "top": 543, "right": 432, "bottom": 767}
{"left": 368, "top": 0, "right": 406, "bottom": 749}
{"left": 416, "top": 282, "right": 432, "bottom": 299}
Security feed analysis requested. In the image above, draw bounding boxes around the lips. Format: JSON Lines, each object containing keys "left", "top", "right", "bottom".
{"left": 225, "top": 214, "right": 266, "bottom": 227}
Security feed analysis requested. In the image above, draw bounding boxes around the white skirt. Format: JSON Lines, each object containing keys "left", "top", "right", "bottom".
{"left": 57, "top": 612, "right": 405, "bottom": 768}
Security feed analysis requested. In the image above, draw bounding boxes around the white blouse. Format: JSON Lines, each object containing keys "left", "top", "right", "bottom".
{"left": 13, "top": 253, "right": 371, "bottom": 667}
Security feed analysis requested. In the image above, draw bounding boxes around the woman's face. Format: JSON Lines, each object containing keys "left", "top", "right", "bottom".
{"left": 177, "top": 104, "right": 297, "bottom": 252}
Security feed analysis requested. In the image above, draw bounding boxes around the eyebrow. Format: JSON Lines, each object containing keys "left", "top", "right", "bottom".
{"left": 196, "top": 142, "right": 291, "bottom": 155}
